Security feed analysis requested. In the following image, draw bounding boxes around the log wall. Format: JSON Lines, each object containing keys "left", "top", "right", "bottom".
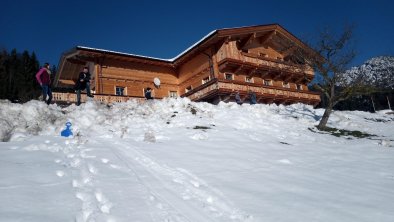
{"left": 96, "top": 59, "right": 178, "bottom": 98}
{"left": 177, "top": 49, "right": 211, "bottom": 94}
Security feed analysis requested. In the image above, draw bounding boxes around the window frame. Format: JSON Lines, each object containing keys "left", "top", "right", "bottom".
{"left": 245, "top": 76, "right": 254, "bottom": 83}
{"left": 185, "top": 86, "right": 193, "bottom": 93}
{"left": 264, "top": 79, "right": 272, "bottom": 86}
{"left": 169, "top": 91, "right": 178, "bottom": 98}
{"left": 224, "top": 73, "right": 234, "bottom": 80}
{"left": 115, "top": 86, "right": 126, "bottom": 96}
{"left": 202, "top": 76, "right": 210, "bottom": 84}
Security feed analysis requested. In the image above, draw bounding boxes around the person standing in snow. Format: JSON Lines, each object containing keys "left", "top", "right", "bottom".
{"left": 145, "top": 87, "right": 153, "bottom": 100}
{"left": 74, "top": 67, "right": 94, "bottom": 106}
{"left": 35, "top": 63, "right": 52, "bottom": 105}
{"left": 249, "top": 90, "right": 257, "bottom": 105}
{"left": 235, "top": 91, "right": 243, "bottom": 105}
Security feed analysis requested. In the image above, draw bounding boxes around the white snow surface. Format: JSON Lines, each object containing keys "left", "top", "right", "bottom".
{"left": 0, "top": 98, "right": 394, "bottom": 222}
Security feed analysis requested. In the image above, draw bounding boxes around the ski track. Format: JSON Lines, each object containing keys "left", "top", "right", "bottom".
{"left": 109, "top": 139, "right": 253, "bottom": 222}
{"left": 55, "top": 137, "right": 115, "bottom": 222}
{"left": 46, "top": 134, "right": 253, "bottom": 221}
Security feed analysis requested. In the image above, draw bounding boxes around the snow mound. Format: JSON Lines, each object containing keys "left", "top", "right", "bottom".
{"left": 1, "top": 98, "right": 394, "bottom": 221}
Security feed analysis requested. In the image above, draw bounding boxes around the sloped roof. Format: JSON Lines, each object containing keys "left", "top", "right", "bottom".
{"left": 66, "top": 24, "right": 314, "bottom": 66}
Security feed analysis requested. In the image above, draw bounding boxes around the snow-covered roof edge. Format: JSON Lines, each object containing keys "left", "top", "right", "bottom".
{"left": 76, "top": 30, "right": 217, "bottom": 63}
{"left": 75, "top": 24, "right": 307, "bottom": 64}
{"left": 169, "top": 30, "right": 217, "bottom": 61}
{"left": 76, "top": 46, "right": 172, "bottom": 62}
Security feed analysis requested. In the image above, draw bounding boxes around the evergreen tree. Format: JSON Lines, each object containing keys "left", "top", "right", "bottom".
{"left": 0, "top": 49, "right": 8, "bottom": 99}
{"left": 7, "top": 49, "right": 19, "bottom": 101}
{"left": 29, "top": 52, "right": 41, "bottom": 100}
{"left": 0, "top": 49, "right": 41, "bottom": 102}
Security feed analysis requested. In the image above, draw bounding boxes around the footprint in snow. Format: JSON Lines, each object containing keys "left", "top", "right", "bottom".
{"left": 110, "top": 164, "right": 121, "bottom": 169}
{"left": 88, "top": 164, "right": 98, "bottom": 175}
{"left": 95, "top": 190, "right": 112, "bottom": 214}
{"left": 277, "top": 135, "right": 287, "bottom": 140}
{"left": 72, "top": 179, "right": 81, "bottom": 188}
{"left": 278, "top": 159, "right": 292, "bottom": 164}
{"left": 56, "top": 170, "right": 65, "bottom": 177}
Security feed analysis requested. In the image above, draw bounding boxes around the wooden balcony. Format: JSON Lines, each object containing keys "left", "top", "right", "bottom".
{"left": 184, "top": 79, "right": 321, "bottom": 106}
{"left": 52, "top": 92, "right": 145, "bottom": 104}
{"left": 217, "top": 52, "right": 314, "bottom": 83}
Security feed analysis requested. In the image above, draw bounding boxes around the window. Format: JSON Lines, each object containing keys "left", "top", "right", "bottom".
{"left": 169, "top": 91, "right": 178, "bottom": 98}
{"left": 115, "top": 86, "right": 125, "bottom": 96}
{"left": 282, "top": 82, "right": 290, "bottom": 88}
{"left": 225, "top": 73, "right": 234, "bottom": 80}
{"left": 202, "top": 76, "right": 210, "bottom": 84}
{"left": 245, "top": 76, "right": 253, "bottom": 83}
{"left": 185, "top": 86, "right": 192, "bottom": 93}
{"left": 296, "top": 84, "right": 303, "bottom": 90}
{"left": 264, "top": 80, "right": 272, "bottom": 86}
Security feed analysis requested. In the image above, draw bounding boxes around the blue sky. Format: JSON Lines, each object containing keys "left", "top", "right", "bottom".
{"left": 1, "top": 0, "right": 393, "bottom": 67}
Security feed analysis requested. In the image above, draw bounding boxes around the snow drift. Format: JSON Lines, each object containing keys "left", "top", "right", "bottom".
{"left": 0, "top": 98, "right": 393, "bottom": 222}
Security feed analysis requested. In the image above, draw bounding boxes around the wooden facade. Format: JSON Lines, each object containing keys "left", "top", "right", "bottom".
{"left": 55, "top": 24, "right": 321, "bottom": 105}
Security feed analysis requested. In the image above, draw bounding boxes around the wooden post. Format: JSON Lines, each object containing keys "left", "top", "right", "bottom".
{"left": 212, "top": 52, "right": 220, "bottom": 79}
{"left": 95, "top": 64, "right": 100, "bottom": 94}
{"left": 387, "top": 96, "right": 392, "bottom": 110}
{"left": 371, "top": 95, "right": 376, "bottom": 112}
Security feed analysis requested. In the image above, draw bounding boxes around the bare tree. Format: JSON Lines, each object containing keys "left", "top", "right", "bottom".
{"left": 303, "top": 25, "right": 373, "bottom": 130}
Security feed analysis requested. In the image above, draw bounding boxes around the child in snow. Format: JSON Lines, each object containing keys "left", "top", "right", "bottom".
{"left": 145, "top": 87, "right": 153, "bottom": 100}
{"left": 249, "top": 91, "right": 257, "bottom": 105}
{"left": 235, "top": 91, "right": 243, "bottom": 105}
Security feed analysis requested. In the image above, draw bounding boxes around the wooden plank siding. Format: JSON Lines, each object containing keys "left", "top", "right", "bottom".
{"left": 177, "top": 50, "right": 211, "bottom": 91}
{"left": 55, "top": 24, "right": 321, "bottom": 106}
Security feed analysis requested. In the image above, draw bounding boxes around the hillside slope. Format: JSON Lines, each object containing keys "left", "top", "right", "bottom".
{"left": 0, "top": 99, "right": 393, "bottom": 222}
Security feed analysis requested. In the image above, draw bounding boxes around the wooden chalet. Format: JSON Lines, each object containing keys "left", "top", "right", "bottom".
{"left": 54, "top": 24, "right": 321, "bottom": 105}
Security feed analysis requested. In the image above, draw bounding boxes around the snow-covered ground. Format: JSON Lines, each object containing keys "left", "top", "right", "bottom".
{"left": 0, "top": 98, "right": 393, "bottom": 222}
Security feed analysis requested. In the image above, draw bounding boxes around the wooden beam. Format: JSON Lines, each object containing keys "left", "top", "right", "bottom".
{"left": 282, "top": 45, "right": 298, "bottom": 56}
{"left": 273, "top": 71, "right": 285, "bottom": 80}
{"left": 238, "top": 33, "right": 256, "bottom": 49}
{"left": 283, "top": 73, "right": 294, "bottom": 82}
{"left": 260, "top": 70, "right": 270, "bottom": 78}
{"left": 295, "top": 75, "right": 306, "bottom": 84}
{"left": 224, "top": 36, "right": 231, "bottom": 44}
{"left": 247, "top": 68, "right": 258, "bottom": 76}
{"left": 259, "top": 31, "right": 276, "bottom": 45}
{"left": 66, "top": 58, "right": 86, "bottom": 65}
{"left": 233, "top": 65, "right": 244, "bottom": 74}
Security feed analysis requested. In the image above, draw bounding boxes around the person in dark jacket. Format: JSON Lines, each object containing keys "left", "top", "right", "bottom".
{"left": 249, "top": 91, "right": 257, "bottom": 105}
{"left": 75, "top": 67, "right": 94, "bottom": 106}
{"left": 235, "top": 91, "right": 243, "bottom": 105}
{"left": 145, "top": 87, "right": 153, "bottom": 100}
{"left": 35, "top": 63, "right": 52, "bottom": 105}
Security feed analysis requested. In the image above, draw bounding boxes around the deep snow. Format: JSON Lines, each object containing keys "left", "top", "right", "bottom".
{"left": 0, "top": 98, "right": 393, "bottom": 222}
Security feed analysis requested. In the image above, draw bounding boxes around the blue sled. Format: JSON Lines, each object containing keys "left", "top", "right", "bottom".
{"left": 61, "top": 122, "right": 73, "bottom": 137}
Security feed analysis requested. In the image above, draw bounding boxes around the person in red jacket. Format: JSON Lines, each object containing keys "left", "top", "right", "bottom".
{"left": 35, "top": 63, "right": 52, "bottom": 105}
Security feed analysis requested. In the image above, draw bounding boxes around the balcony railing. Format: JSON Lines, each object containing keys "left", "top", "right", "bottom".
{"left": 52, "top": 92, "right": 145, "bottom": 104}
{"left": 186, "top": 79, "right": 320, "bottom": 102}
{"left": 218, "top": 51, "right": 314, "bottom": 76}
